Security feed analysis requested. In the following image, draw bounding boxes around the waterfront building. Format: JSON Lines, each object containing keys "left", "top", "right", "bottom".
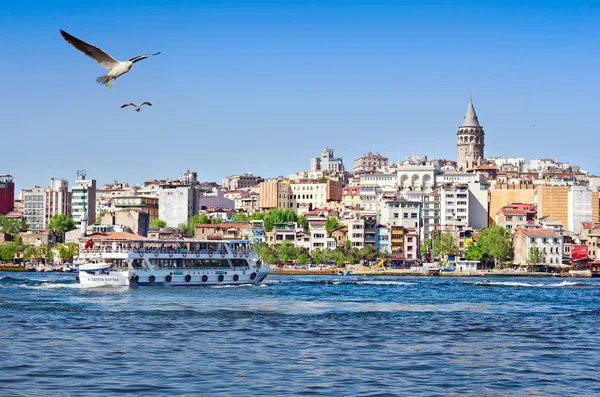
{"left": 404, "top": 228, "right": 419, "bottom": 261}
{"left": 72, "top": 171, "right": 96, "bottom": 228}
{"left": 308, "top": 218, "right": 327, "bottom": 250}
{"left": 310, "top": 147, "right": 344, "bottom": 172}
{"left": 250, "top": 220, "right": 265, "bottom": 244}
{"left": 567, "top": 186, "right": 599, "bottom": 234}
{"left": 376, "top": 225, "right": 391, "bottom": 253}
{"left": 296, "top": 231, "right": 311, "bottom": 250}
{"left": 353, "top": 152, "right": 388, "bottom": 175}
{"left": 330, "top": 226, "right": 348, "bottom": 248}
{"left": 390, "top": 226, "right": 405, "bottom": 260}
{"left": 457, "top": 94, "right": 485, "bottom": 171}
{"left": 194, "top": 222, "right": 252, "bottom": 240}
{"left": 421, "top": 192, "right": 441, "bottom": 242}
{"left": 437, "top": 171, "right": 490, "bottom": 230}
{"left": 19, "top": 229, "right": 57, "bottom": 247}
{"left": 0, "top": 175, "right": 15, "bottom": 215}
{"left": 266, "top": 222, "right": 297, "bottom": 246}
{"left": 439, "top": 184, "right": 469, "bottom": 230}
{"left": 99, "top": 209, "right": 149, "bottom": 237}
{"left": 113, "top": 196, "right": 159, "bottom": 222}
{"left": 346, "top": 218, "right": 365, "bottom": 248}
{"left": 147, "top": 226, "right": 185, "bottom": 240}
{"left": 380, "top": 198, "right": 422, "bottom": 232}
{"left": 23, "top": 178, "right": 72, "bottom": 230}
{"left": 362, "top": 212, "right": 378, "bottom": 247}
{"left": 513, "top": 227, "right": 563, "bottom": 266}
{"left": 221, "top": 173, "right": 262, "bottom": 191}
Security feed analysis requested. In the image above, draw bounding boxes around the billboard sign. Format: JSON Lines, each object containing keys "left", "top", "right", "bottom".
{"left": 571, "top": 244, "right": 588, "bottom": 259}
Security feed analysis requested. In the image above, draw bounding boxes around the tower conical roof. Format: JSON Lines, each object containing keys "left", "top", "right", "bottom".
{"left": 461, "top": 94, "right": 480, "bottom": 127}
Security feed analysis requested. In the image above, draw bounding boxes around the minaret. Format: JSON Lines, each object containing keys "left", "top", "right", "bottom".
{"left": 457, "top": 93, "right": 485, "bottom": 170}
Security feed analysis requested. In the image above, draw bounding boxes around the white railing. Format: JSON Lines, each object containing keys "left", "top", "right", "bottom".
{"left": 80, "top": 247, "right": 255, "bottom": 257}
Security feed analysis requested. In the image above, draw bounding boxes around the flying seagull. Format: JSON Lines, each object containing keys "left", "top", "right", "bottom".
{"left": 60, "top": 30, "right": 160, "bottom": 88}
{"left": 121, "top": 102, "right": 152, "bottom": 112}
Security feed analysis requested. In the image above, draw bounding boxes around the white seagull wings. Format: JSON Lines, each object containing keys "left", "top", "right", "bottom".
{"left": 60, "top": 30, "right": 119, "bottom": 70}
{"left": 60, "top": 29, "right": 161, "bottom": 88}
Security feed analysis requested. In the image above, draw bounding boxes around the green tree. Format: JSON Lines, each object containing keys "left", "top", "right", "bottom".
{"left": 465, "top": 243, "right": 484, "bottom": 261}
{"left": 479, "top": 224, "right": 513, "bottom": 268}
{"left": 297, "top": 253, "right": 308, "bottom": 266}
{"left": 433, "top": 233, "right": 459, "bottom": 264}
{"left": 47, "top": 214, "right": 76, "bottom": 242}
{"left": 0, "top": 216, "right": 28, "bottom": 236}
{"left": 261, "top": 208, "right": 298, "bottom": 232}
{"left": 252, "top": 242, "right": 277, "bottom": 265}
{"left": 231, "top": 212, "right": 249, "bottom": 222}
{"left": 277, "top": 241, "right": 297, "bottom": 263}
{"left": 342, "top": 240, "right": 352, "bottom": 255}
{"left": 359, "top": 245, "right": 379, "bottom": 263}
{"left": 210, "top": 218, "right": 222, "bottom": 225}
{"left": 311, "top": 248, "right": 327, "bottom": 265}
{"left": 0, "top": 242, "right": 18, "bottom": 262}
{"left": 150, "top": 219, "right": 167, "bottom": 228}
{"left": 184, "top": 214, "right": 212, "bottom": 237}
{"left": 325, "top": 216, "right": 342, "bottom": 237}
{"left": 527, "top": 246, "right": 545, "bottom": 270}
{"left": 57, "top": 244, "right": 76, "bottom": 262}
{"left": 297, "top": 215, "right": 309, "bottom": 233}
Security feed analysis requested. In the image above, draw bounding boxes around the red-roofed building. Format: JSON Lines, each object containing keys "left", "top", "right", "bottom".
{"left": 496, "top": 203, "right": 536, "bottom": 233}
{"left": 513, "top": 226, "right": 563, "bottom": 266}
{"left": 194, "top": 222, "right": 252, "bottom": 240}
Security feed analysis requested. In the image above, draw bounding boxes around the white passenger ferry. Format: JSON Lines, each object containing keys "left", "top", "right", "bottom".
{"left": 77, "top": 238, "right": 271, "bottom": 287}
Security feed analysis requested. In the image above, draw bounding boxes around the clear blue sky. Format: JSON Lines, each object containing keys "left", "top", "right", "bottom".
{"left": 1, "top": 0, "right": 598, "bottom": 193}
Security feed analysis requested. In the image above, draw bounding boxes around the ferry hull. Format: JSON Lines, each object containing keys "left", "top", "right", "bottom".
{"left": 79, "top": 269, "right": 271, "bottom": 288}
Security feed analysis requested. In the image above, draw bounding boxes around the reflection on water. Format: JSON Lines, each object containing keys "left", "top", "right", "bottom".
{"left": 1, "top": 273, "right": 599, "bottom": 396}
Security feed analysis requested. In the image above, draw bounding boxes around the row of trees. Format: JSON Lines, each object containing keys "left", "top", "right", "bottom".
{"left": 0, "top": 236, "right": 79, "bottom": 264}
{"left": 421, "top": 224, "right": 513, "bottom": 267}
{"left": 252, "top": 241, "right": 381, "bottom": 267}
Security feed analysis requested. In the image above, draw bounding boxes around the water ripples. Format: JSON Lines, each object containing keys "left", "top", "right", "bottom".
{"left": 1, "top": 272, "right": 599, "bottom": 396}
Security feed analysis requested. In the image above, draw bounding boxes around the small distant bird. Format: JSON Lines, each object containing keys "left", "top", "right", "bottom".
{"left": 60, "top": 30, "right": 160, "bottom": 88}
{"left": 121, "top": 102, "right": 152, "bottom": 112}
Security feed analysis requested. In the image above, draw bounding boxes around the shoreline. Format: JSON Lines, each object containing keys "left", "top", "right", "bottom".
{"left": 272, "top": 268, "right": 556, "bottom": 278}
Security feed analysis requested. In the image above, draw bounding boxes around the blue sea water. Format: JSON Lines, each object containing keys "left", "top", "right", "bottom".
{"left": 1, "top": 272, "right": 599, "bottom": 396}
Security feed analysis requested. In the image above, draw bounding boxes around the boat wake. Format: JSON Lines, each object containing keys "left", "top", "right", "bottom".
{"left": 268, "top": 279, "right": 414, "bottom": 286}
{"left": 466, "top": 280, "right": 599, "bottom": 288}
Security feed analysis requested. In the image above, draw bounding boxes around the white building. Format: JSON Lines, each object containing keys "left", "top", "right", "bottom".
{"left": 158, "top": 185, "right": 199, "bottom": 227}
{"left": 72, "top": 171, "right": 96, "bottom": 228}
{"left": 396, "top": 165, "right": 437, "bottom": 192}
{"left": 359, "top": 173, "right": 398, "bottom": 211}
{"left": 439, "top": 184, "right": 469, "bottom": 230}
{"left": 310, "top": 147, "right": 344, "bottom": 172}
{"left": 346, "top": 219, "right": 365, "bottom": 248}
{"left": 221, "top": 173, "right": 262, "bottom": 191}
{"left": 513, "top": 227, "right": 563, "bottom": 266}
{"left": 380, "top": 198, "right": 421, "bottom": 230}
{"left": 568, "top": 186, "right": 598, "bottom": 234}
